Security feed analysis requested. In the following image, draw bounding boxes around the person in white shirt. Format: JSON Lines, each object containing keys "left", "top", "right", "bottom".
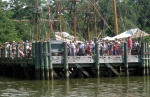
{"left": 70, "top": 42, "right": 76, "bottom": 56}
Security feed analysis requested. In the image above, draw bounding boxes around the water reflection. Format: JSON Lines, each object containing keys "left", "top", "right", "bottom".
{"left": 0, "top": 77, "right": 150, "bottom": 97}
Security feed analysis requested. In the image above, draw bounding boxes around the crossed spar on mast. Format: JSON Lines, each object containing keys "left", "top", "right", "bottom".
{"left": 13, "top": 0, "right": 119, "bottom": 41}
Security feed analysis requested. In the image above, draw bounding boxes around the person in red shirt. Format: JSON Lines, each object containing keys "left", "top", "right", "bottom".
{"left": 127, "top": 36, "right": 132, "bottom": 55}
{"left": 113, "top": 42, "right": 118, "bottom": 55}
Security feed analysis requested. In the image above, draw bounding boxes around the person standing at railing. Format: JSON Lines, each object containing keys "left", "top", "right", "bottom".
{"left": 113, "top": 42, "right": 118, "bottom": 55}
{"left": 84, "top": 41, "right": 89, "bottom": 55}
{"left": 70, "top": 41, "right": 76, "bottom": 56}
{"left": 127, "top": 36, "right": 132, "bottom": 55}
{"left": 11, "top": 41, "right": 17, "bottom": 57}
{"left": 78, "top": 42, "right": 85, "bottom": 56}
{"left": 4, "top": 42, "right": 10, "bottom": 57}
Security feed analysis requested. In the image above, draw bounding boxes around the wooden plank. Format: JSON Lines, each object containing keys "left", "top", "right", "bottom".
{"left": 105, "top": 63, "right": 120, "bottom": 77}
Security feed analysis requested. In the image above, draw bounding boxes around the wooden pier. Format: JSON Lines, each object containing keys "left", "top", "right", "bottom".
{"left": 0, "top": 41, "right": 150, "bottom": 80}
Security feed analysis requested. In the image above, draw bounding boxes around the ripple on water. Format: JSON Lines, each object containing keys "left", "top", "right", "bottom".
{"left": 0, "top": 77, "right": 150, "bottom": 97}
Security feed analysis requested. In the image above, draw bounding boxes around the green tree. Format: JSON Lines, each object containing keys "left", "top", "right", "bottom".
{"left": 0, "top": 0, "right": 20, "bottom": 46}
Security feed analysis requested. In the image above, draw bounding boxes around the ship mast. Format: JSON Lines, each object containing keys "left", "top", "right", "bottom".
{"left": 68, "top": 0, "right": 81, "bottom": 42}
{"left": 35, "top": 0, "right": 39, "bottom": 42}
{"left": 47, "top": 6, "right": 51, "bottom": 39}
{"left": 113, "top": 0, "right": 119, "bottom": 35}
{"left": 93, "top": 0, "right": 97, "bottom": 37}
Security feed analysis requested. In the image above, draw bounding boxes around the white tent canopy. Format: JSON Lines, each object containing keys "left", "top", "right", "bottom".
{"left": 103, "top": 36, "right": 114, "bottom": 40}
{"left": 112, "top": 28, "right": 138, "bottom": 39}
{"left": 103, "top": 28, "right": 150, "bottom": 40}
{"left": 54, "top": 32, "right": 84, "bottom": 43}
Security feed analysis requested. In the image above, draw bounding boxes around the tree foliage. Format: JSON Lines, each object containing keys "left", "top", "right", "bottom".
{"left": 0, "top": 0, "right": 150, "bottom": 44}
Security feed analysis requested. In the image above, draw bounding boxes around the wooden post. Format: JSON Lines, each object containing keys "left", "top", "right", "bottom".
{"left": 95, "top": 42, "right": 100, "bottom": 77}
{"left": 8, "top": 46, "right": 12, "bottom": 58}
{"left": 124, "top": 43, "right": 129, "bottom": 76}
{"left": 146, "top": 42, "right": 149, "bottom": 75}
{"left": 141, "top": 42, "right": 146, "bottom": 76}
{"left": 43, "top": 42, "right": 49, "bottom": 80}
{"left": 148, "top": 43, "right": 150, "bottom": 75}
{"left": 39, "top": 42, "right": 45, "bottom": 80}
{"left": 34, "top": 42, "right": 41, "bottom": 80}
{"left": 32, "top": 43, "right": 35, "bottom": 58}
{"left": 47, "top": 42, "right": 53, "bottom": 79}
{"left": 16, "top": 44, "right": 19, "bottom": 58}
{"left": 63, "top": 42, "right": 69, "bottom": 79}
{"left": 145, "top": 42, "right": 147, "bottom": 75}
{"left": 23, "top": 43, "right": 27, "bottom": 67}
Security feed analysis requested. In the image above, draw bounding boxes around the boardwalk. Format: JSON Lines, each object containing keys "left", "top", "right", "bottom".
{"left": 0, "top": 41, "right": 149, "bottom": 80}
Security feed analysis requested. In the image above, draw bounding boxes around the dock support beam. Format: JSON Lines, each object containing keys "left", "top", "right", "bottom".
{"left": 124, "top": 43, "right": 129, "bottom": 76}
{"left": 39, "top": 42, "right": 44, "bottom": 80}
{"left": 34, "top": 42, "right": 41, "bottom": 80}
{"left": 48, "top": 42, "right": 53, "bottom": 79}
{"left": 145, "top": 42, "right": 149, "bottom": 75}
{"left": 95, "top": 42, "right": 100, "bottom": 77}
{"left": 148, "top": 43, "right": 150, "bottom": 75}
{"left": 141, "top": 42, "right": 146, "bottom": 76}
{"left": 43, "top": 42, "right": 49, "bottom": 80}
{"left": 64, "top": 42, "right": 69, "bottom": 79}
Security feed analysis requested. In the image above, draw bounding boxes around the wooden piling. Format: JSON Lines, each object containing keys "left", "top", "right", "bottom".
{"left": 95, "top": 42, "right": 100, "bottom": 77}
{"left": 124, "top": 43, "right": 129, "bottom": 76}
{"left": 47, "top": 42, "right": 53, "bottom": 79}
{"left": 34, "top": 42, "right": 41, "bottom": 80}
{"left": 32, "top": 43, "right": 35, "bottom": 58}
{"left": 39, "top": 42, "right": 45, "bottom": 80}
{"left": 141, "top": 42, "right": 146, "bottom": 76}
{"left": 43, "top": 42, "right": 49, "bottom": 80}
{"left": 63, "top": 42, "right": 69, "bottom": 79}
{"left": 148, "top": 43, "right": 150, "bottom": 75}
{"left": 146, "top": 42, "right": 149, "bottom": 75}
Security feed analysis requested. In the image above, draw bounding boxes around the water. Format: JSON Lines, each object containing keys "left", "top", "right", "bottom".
{"left": 0, "top": 76, "right": 149, "bottom": 97}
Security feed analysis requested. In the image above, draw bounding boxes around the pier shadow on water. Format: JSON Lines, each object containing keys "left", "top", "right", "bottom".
{"left": 0, "top": 76, "right": 150, "bottom": 97}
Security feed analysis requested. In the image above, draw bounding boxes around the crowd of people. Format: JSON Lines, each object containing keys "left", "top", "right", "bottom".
{"left": 0, "top": 37, "right": 141, "bottom": 58}
{"left": 0, "top": 41, "right": 32, "bottom": 58}
{"left": 67, "top": 37, "right": 140, "bottom": 56}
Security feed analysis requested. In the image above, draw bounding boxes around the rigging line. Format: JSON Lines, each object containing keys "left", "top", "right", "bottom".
{"left": 29, "top": 23, "right": 34, "bottom": 42}
{"left": 117, "top": 2, "right": 125, "bottom": 31}
{"left": 29, "top": 27, "right": 32, "bottom": 42}
{"left": 14, "top": 7, "right": 35, "bottom": 20}
{"left": 124, "top": 2, "right": 141, "bottom": 27}
{"left": 54, "top": 0, "right": 60, "bottom": 13}
{"left": 86, "top": 0, "right": 111, "bottom": 31}
{"left": 32, "top": 10, "right": 37, "bottom": 42}
{"left": 50, "top": 17, "right": 55, "bottom": 37}
{"left": 125, "top": 2, "right": 145, "bottom": 41}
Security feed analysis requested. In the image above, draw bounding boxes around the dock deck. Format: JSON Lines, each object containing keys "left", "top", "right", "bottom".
{"left": 0, "top": 41, "right": 149, "bottom": 80}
